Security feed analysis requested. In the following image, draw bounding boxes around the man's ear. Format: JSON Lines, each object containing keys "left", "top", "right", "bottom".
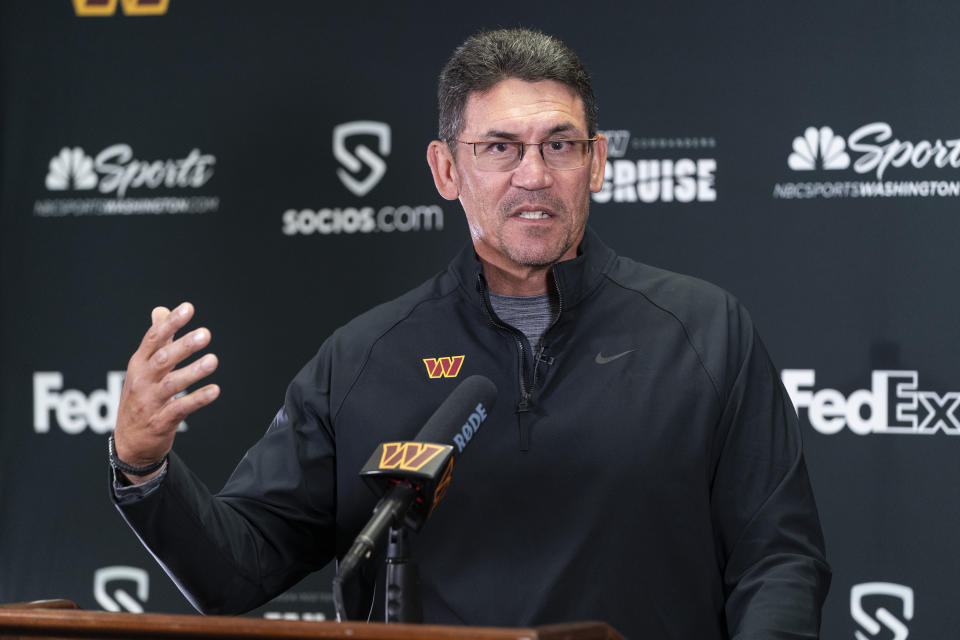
{"left": 589, "top": 134, "right": 608, "bottom": 193}
{"left": 427, "top": 140, "right": 460, "bottom": 200}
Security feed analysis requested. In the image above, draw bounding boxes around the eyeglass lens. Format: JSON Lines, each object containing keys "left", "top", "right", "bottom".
{"left": 473, "top": 140, "right": 591, "bottom": 171}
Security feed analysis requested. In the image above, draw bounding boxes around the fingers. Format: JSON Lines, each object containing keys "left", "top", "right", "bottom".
{"left": 139, "top": 302, "right": 194, "bottom": 357}
{"left": 150, "top": 327, "right": 211, "bottom": 373}
{"left": 158, "top": 383, "right": 221, "bottom": 425}
{"left": 158, "top": 352, "right": 219, "bottom": 399}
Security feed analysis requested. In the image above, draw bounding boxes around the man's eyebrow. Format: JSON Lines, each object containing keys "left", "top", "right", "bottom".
{"left": 545, "top": 123, "right": 580, "bottom": 137}
{"left": 480, "top": 129, "right": 521, "bottom": 140}
{"left": 478, "top": 123, "right": 583, "bottom": 141}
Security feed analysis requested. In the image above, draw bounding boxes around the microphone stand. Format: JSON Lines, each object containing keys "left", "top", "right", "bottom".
{"left": 332, "top": 482, "right": 423, "bottom": 623}
{"left": 384, "top": 524, "right": 422, "bottom": 623}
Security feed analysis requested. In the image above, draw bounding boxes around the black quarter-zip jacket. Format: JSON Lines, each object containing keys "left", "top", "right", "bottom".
{"left": 114, "top": 227, "right": 830, "bottom": 639}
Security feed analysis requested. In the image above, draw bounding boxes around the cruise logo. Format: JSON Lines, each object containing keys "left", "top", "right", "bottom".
{"left": 379, "top": 442, "right": 445, "bottom": 471}
{"left": 423, "top": 355, "right": 464, "bottom": 379}
{"left": 592, "top": 129, "right": 718, "bottom": 204}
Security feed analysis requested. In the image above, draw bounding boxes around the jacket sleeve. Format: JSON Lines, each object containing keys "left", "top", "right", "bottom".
{"left": 111, "top": 348, "right": 337, "bottom": 615}
{"left": 709, "top": 311, "right": 831, "bottom": 639}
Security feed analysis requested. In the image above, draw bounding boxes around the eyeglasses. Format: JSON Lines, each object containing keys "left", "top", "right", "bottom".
{"left": 454, "top": 136, "right": 599, "bottom": 172}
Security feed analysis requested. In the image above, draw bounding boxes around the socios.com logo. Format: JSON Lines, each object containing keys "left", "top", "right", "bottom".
{"left": 94, "top": 566, "right": 149, "bottom": 613}
{"left": 782, "top": 369, "right": 960, "bottom": 436}
{"left": 281, "top": 121, "right": 443, "bottom": 236}
{"left": 851, "top": 582, "right": 914, "bottom": 640}
{"left": 333, "top": 121, "right": 390, "bottom": 197}
{"left": 73, "top": 0, "right": 169, "bottom": 17}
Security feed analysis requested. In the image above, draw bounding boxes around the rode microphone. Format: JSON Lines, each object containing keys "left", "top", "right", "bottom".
{"left": 336, "top": 375, "right": 498, "bottom": 582}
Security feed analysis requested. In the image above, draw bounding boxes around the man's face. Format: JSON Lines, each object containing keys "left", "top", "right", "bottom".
{"left": 442, "top": 78, "right": 607, "bottom": 273}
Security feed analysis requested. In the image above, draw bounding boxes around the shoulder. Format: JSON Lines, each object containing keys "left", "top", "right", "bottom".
{"left": 292, "top": 268, "right": 463, "bottom": 413}
{"left": 331, "top": 268, "right": 461, "bottom": 349}
{"left": 605, "top": 256, "right": 751, "bottom": 330}
{"left": 603, "top": 255, "right": 757, "bottom": 395}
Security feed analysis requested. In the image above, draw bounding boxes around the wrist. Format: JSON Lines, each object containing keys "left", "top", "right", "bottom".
{"left": 108, "top": 434, "right": 168, "bottom": 477}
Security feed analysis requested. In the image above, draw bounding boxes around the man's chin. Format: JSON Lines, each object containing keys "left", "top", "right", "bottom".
{"left": 502, "top": 245, "right": 567, "bottom": 269}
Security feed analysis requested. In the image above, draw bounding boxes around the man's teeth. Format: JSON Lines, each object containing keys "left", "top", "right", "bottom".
{"left": 517, "top": 211, "right": 548, "bottom": 219}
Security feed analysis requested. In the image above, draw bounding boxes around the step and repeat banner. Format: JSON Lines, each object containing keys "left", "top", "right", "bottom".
{"left": 2, "top": 1, "right": 958, "bottom": 637}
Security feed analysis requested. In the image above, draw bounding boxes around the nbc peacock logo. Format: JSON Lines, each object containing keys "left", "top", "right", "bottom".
{"left": 787, "top": 126, "right": 850, "bottom": 171}
{"left": 45, "top": 147, "right": 98, "bottom": 191}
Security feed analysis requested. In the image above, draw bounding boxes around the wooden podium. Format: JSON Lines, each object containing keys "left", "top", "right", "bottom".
{"left": 0, "top": 602, "right": 625, "bottom": 640}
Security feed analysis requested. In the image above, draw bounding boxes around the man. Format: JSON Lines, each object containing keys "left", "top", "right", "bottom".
{"left": 111, "top": 29, "right": 830, "bottom": 639}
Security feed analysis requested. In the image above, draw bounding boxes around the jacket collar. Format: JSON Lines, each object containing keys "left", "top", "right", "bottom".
{"left": 449, "top": 225, "right": 617, "bottom": 310}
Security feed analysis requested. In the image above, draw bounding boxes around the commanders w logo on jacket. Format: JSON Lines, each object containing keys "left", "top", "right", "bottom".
{"left": 423, "top": 355, "right": 464, "bottom": 379}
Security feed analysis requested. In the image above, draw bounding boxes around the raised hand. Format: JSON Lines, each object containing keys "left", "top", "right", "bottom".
{"left": 113, "top": 302, "right": 219, "bottom": 483}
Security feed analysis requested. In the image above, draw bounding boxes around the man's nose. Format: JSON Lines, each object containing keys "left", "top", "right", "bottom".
{"left": 511, "top": 144, "right": 553, "bottom": 190}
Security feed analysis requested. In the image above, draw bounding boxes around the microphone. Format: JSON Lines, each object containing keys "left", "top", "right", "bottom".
{"left": 336, "top": 375, "right": 498, "bottom": 581}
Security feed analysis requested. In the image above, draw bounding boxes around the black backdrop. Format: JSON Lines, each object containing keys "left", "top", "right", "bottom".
{"left": 2, "top": 1, "right": 959, "bottom": 637}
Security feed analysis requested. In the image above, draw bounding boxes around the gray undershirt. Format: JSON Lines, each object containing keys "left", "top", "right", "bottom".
{"left": 488, "top": 291, "right": 559, "bottom": 354}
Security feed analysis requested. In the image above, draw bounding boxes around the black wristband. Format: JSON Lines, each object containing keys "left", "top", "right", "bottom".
{"left": 108, "top": 435, "right": 167, "bottom": 476}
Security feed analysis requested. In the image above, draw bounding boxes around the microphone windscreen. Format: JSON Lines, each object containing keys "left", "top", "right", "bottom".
{"left": 414, "top": 375, "right": 497, "bottom": 454}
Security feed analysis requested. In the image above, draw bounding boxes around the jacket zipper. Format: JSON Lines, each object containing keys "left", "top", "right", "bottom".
{"left": 476, "top": 272, "right": 564, "bottom": 452}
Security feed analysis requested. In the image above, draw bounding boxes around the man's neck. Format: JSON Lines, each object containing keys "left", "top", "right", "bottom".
{"left": 480, "top": 258, "right": 552, "bottom": 296}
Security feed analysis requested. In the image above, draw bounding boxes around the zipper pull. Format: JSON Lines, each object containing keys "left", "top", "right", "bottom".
{"left": 535, "top": 343, "right": 554, "bottom": 366}
{"left": 516, "top": 393, "right": 531, "bottom": 452}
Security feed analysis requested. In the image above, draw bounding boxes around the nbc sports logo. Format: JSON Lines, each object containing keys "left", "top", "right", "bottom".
{"left": 46, "top": 147, "right": 98, "bottom": 191}
{"left": 787, "top": 126, "right": 850, "bottom": 171}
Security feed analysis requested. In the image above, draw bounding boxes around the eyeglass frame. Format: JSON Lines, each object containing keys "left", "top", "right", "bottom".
{"left": 451, "top": 136, "right": 600, "bottom": 172}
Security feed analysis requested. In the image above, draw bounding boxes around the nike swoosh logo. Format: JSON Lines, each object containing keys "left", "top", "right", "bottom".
{"left": 595, "top": 349, "right": 637, "bottom": 365}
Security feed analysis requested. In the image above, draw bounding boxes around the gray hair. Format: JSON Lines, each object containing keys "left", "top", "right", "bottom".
{"left": 437, "top": 29, "right": 598, "bottom": 147}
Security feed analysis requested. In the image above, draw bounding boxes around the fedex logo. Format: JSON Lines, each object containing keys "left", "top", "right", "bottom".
{"left": 379, "top": 442, "right": 445, "bottom": 471}
{"left": 423, "top": 355, "right": 464, "bottom": 379}
{"left": 782, "top": 369, "right": 960, "bottom": 435}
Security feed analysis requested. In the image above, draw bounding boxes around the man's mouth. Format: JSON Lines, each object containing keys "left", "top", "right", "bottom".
{"left": 515, "top": 210, "right": 550, "bottom": 220}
